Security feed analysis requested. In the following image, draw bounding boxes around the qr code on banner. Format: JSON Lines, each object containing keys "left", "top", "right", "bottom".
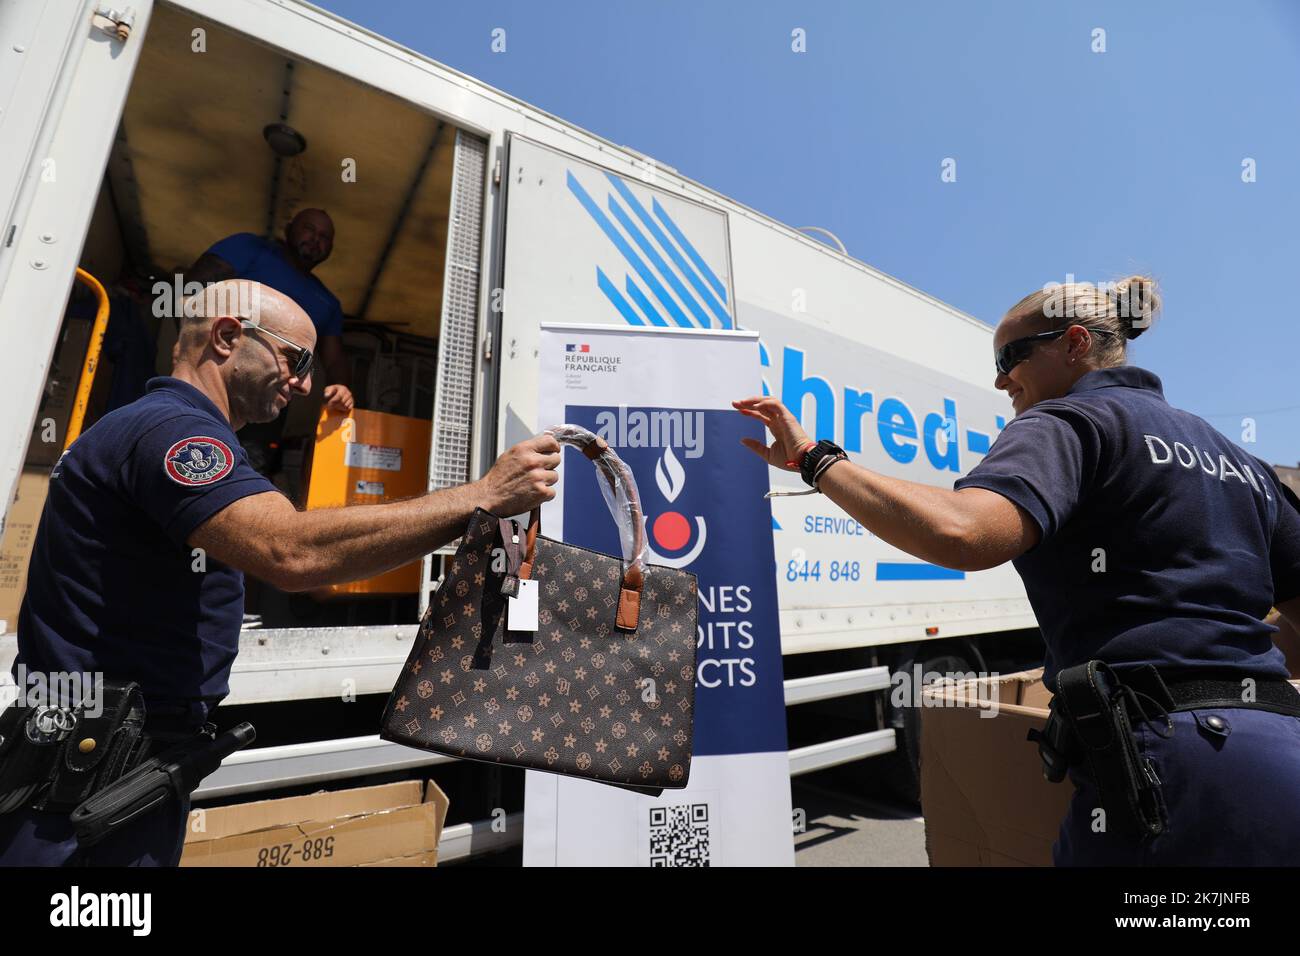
{"left": 648, "top": 803, "right": 711, "bottom": 866}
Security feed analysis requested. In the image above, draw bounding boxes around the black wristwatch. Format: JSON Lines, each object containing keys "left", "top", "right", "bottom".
{"left": 799, "top": 440, "right": 848, "bottom": 488}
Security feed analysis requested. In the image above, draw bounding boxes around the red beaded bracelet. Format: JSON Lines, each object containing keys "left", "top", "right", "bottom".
{"left": 785, "top": 440, "right": 816, "bottom": 470}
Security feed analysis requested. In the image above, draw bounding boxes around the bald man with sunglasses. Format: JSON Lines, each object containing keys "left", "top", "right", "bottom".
{"left": 1, "top": 280, "right": 560, "bottom": 866}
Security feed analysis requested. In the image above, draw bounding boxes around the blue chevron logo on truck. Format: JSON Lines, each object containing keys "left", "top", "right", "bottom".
{"left": 567, "top": 170, "right": 732, "bottom": 329}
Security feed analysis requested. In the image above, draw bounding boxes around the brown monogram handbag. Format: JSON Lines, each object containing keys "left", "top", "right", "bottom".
{"left": 380, "top": 426, "right": 697, "bottom": 793}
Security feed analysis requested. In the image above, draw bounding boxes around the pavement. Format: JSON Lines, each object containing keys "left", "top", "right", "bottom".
{"left": 792, "top": 779, "right": 929, "bottom": 867}
{"left": 458, "top": 777, "right": 930, "bottom": 866}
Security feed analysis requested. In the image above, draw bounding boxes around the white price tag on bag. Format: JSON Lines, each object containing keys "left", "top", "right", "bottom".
{"left": 508, "top": 579, "right": 539, "bottom": 631}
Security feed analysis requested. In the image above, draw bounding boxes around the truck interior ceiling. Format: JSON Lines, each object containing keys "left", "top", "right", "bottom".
{"left": 30, "top": 2, "right": 481, "bottom": 630}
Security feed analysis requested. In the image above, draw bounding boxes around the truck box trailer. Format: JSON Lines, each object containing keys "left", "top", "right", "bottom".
{"left": 0, "top": 0, "right": 1043, "bottom": 857}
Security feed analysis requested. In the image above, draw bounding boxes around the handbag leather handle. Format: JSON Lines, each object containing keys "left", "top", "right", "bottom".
{"left": 518, "top": 427, "right": 645, "bottom": 630}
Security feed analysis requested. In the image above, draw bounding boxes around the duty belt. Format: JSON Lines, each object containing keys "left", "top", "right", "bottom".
{"left": 1121, "top": 667, "right": 1300, "bottom": 718}
{"left": 0, "top": 679, "right": 150, "bottom": 814}
{"left": 1027, "top": 662, "right": 1300, "bottom": 840}
{"left": 0, "top": 679, "right": 255, "bottom": 847}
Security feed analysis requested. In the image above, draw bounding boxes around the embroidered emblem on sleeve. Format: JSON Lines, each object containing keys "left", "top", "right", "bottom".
{"left": 163, "top": 436, "right": 235, "bottom": 486}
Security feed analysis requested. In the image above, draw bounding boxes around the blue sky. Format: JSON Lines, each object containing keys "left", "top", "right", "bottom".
{"left": 317, "top": 0, "right": 1300, "bottom": 466}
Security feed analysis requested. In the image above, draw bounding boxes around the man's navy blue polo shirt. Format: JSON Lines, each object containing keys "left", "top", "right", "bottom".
{"left": 15, "top": 377, "right": 277, "bottom": 723}
{"left": 955, "top": 365, "right": 1300, "bottom": 688}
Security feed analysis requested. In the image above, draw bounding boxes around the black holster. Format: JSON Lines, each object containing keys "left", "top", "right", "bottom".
{"left": 1028, "top": 661, "right": 1171, "bottom": 840}
{"left": 1026, "top": 703, "right": 1077, "bottom": 784}
{"left": 70, "top": 721, "right": 256, "bottom": 848}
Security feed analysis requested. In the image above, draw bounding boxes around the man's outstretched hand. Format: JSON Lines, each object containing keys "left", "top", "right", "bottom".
{"left": 478, "top": 433, "right": 563, "bottom": 515}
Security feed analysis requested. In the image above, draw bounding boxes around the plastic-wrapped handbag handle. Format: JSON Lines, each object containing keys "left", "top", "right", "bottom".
{"left": 518, "top": 425, "right": 646, "bottom": 630}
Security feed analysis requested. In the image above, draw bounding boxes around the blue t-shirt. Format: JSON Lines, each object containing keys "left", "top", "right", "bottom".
{"left": 955, "top": 365, "right": 1300, "bottom": 688}
{"left": 207, "top": 232, "right": 344, "bottom": 337}
{"left": 15, "top": 378, "right": 278, "bottom": 723}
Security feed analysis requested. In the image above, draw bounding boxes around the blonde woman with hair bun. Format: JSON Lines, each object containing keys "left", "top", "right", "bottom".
{"left": 735, "top": 273, "right": 1300, "bottom": 866}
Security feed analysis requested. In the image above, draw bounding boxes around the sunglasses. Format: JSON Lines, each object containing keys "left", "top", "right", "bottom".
{"left": 994, "top": 326, "right": 1120, "bottom": 376}
{"left": 240, "top": 320, "right": 314, "bottom": 379}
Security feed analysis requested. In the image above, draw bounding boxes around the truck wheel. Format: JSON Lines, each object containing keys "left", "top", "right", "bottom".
{"left": 880, "top": 652, "right": 972, "bottom": 808}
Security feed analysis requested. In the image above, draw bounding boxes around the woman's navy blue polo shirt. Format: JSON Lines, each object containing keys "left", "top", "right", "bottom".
{"left": 954, "top": 365, "right": 1300, "bottom": 688}
{"left": 15, "top": 377, "right": 277, "bottom": 721}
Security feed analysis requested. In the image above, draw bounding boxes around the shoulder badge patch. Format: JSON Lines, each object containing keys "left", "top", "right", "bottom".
{"left": 164, "top": 436, "right": 236, "bottom": 486}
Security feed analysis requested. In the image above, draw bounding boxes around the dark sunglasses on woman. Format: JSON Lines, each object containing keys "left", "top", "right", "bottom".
{"left": 995, "top": 326, "right": 1120, "bottom": 376}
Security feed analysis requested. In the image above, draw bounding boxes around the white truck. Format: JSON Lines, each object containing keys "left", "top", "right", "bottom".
{"left": 0, "top": 0, "right": 1041, "bottom": 860}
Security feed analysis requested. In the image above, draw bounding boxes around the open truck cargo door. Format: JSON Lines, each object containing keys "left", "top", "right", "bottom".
{"left": 493, "top": 133, "right": 737, "bottom": 458}
{"left": 0, "top": 0, "right": 155, "bottom": 524}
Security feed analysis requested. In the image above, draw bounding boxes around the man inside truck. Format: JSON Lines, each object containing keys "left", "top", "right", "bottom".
{"left": 0, "top": 279, "right": 562, "bottom": 867}
{"left": 185, "top": 209, "right": 354, "bottom": 476}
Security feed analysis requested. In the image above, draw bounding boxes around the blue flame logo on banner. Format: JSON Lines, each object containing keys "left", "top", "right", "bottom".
{"left": 645, "top": 443, "right": 708, "bottom": 568}
{"left": 561, "top": 405, "right": 787, "bottom": 758}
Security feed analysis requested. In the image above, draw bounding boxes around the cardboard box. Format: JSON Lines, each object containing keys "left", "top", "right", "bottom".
{"left": 303, "top": 408, "right": 432, "bottom": 596}
{"left": 180, "top": 779, "right": 449, "bottom": 868}
{"left": 922, "top": 668, "right": 1300, "bottom": 866}
{"left": 0, "top": 470, "right": 51, "bottom": 634}
{"left": 920, "top": 669, "right": 1071, "bottom": 867}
